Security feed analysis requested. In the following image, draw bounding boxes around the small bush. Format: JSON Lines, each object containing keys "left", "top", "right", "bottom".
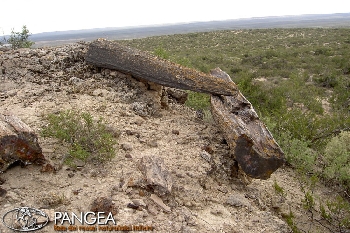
{"left": 315, "top": 74, "right": 339, "bottom": 88}
{"left": 154, "top": 46, "right": 169, "bottom": 59}
{"left": 302, "top": 191, "right": 315, "bottom": 211}
{"left": 41, "top": 110, "right": 117, "bottom": 164}
{"left": 275, "top": 130, "right": 317, "bottom": 172}
{"left": 322, "top": 131, "right": 350, "bottom": 188}
{"left": 230, "top": 67, "right": 242, "bottom": 74}
{"left": 314, "top": 47, "right": 334, "bottom": 56}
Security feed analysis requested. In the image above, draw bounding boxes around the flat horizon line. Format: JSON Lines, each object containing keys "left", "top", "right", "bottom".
{"left": 29, "top": 12, "right": 350, "bottom": 35}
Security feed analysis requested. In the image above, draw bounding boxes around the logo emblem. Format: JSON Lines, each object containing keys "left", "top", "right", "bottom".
{"left": 2, "top": 207, "right": 49, "bottom": 232}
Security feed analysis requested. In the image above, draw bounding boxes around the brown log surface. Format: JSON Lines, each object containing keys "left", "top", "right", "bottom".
{"left": 210, "top": 68, "right": 285, "bottom": 179}
{"left": 86, "top": 39, "right": 238, "bottom": 96}
{"left": 0, "top": 114, "right": 44, "bottom": 171}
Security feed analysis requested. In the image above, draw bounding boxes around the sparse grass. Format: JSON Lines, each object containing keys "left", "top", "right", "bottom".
{"left": 40, "top": 191, "right": 70, "bottom": 207}
{"left": 283, "top": 211, "right": 301, "bottom": 233}
{"left": 273, "top": 179, "right": 285, "bottom": 197}
{"left": 41, "top": 110, "right": 118, "bottom": 166}
{"left": 322, "top": 196, "right": 350, "bottom": 230}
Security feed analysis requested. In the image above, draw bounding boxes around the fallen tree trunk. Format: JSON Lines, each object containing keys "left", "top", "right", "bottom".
{"left": 85, "top": 39, "right": 284, "bottom": 179}
{"left": 210, "top": 68, "right": 285, "bottom": 179}
{"left": 0, "top": 114, "right": 45, "bottom": 172}
{"left": 85, "top": 39, "right": 238, "bottom": 96}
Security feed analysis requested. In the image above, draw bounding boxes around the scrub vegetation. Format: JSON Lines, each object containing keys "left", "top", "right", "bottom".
{"left": 41, "top": 110, "right": 118, "bottom": 167}
{"left": 118, "top": 28, "right": 350, "bottom": 231}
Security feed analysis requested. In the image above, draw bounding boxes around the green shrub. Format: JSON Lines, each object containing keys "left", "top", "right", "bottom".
{"left": 230, "top": 67, "right": 242, "bottom": 74}
{"left": 315, "top": 74, "right": 339, "bottom": 88}
{"left": 277, "top": 131, "right": 317, "bottom": 172}
{"left": 6, "top": 25, "right": 34, "bottom": 49}
{"left": 314, "top": 47, "right": 334, "bottom": 56}
{"left": 322, "top": 131, "right": 350, "bottom": 187}
{"left": 154, "top": 46, "right": 169, "bottom": 59}
{"left": 41, "top": 110, "right": 117, "bottom": 165}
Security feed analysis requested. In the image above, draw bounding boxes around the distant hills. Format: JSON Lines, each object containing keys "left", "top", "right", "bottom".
{"left": 31, "top": 13, "right": 350, "bottom": 47}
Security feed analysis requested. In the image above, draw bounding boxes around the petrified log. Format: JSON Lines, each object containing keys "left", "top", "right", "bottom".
{"left": 210, "top": 68, "right": 285, "bottom": 179}
{"left": 86, "top": 39, "right": 238, "bottom": 96}
{"left": 0, "top": 114, "right": 45, "bottom": 172}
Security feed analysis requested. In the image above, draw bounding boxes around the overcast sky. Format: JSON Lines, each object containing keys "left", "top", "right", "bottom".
{"left": 0, "top": 0, "right": 349, "bottom": 35}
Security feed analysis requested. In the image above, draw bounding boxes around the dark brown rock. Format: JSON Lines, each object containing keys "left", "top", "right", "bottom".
{"left": 171, "top": 129, "right": 180, "bottom": 135}
{"left": 210, "top": 68, "right": 285, "bottom": 179}
{"left": 127, "top": 203, "right": 140, "bottom": 210}
{"left": 201, "top": 145, "right": 214, "bottom": 154}
{"left": 0, "top": 113, "right": 45, "bottom": 172}
{"left": 166, "top": 88, "right": 188, "bottom": 104}
{"left": 121, "top": 143, "right": 133, "bottom": 151}
{"left": 90, "top": 197, "right": 117, "bottom": 215}
{"left": 0, "top": 187, "right": 7, "bottom": 197}
{"left": 85, "top": 39, "right": 238, "bottom": 96}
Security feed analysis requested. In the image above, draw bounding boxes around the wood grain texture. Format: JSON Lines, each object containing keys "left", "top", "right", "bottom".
{"left": 86, "top": 39, "right": 238, "bottom": 96}
{"left": 210, "top": 68, "right": 285, "bottom": 179}
{"left": 0, "top": 114, "right": 44, "bottom": 171}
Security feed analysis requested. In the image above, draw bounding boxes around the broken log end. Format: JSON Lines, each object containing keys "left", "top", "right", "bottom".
{"left": 210, "top": 68, "right": 285, "bottom": 179}
{"left": 0, "top": 114, "right": 45, "bottom": 172}
{"left": 234, "top": 134, "right": 285, "bottom": 179}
